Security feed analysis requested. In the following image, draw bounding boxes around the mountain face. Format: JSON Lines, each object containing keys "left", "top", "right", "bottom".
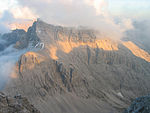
{"left": 0, "top": 92, "right": 40, "bottom": 113}
{"left": 0, "top": 29, "right": 28, "bottom": 51}
{"left": 124, "top": 95, "right": 150, "bottom": 113}
{"left": 1, "top": 20, "right": 150, "bottom": 113}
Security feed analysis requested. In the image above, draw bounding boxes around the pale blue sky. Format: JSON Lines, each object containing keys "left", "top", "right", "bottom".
{"left": 108, "top": 0, "right": 150, "bottom": 18}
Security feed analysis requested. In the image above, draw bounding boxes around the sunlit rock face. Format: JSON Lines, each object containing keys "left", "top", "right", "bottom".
{"left": 3, "top": 20, "right": 150, "bottom": 113}
{"left": 9, "top": 20, "right": 34, "bottom": 32}
{"left": 122, "top": 41, "right": 150, "bottom": 62}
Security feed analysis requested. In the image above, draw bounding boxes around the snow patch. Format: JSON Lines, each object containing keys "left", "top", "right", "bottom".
{"left": 117, "top": 92, "right": 124, "bottom": 98}
{"left": 35, "top": 42, "right": 44, "bottom": 50}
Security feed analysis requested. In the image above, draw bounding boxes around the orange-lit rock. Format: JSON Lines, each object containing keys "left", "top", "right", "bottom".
{"left": 47, "top": 39, "right": 118, "bottom": 60}
{"left": 48, "top": 45, "right": 58, "bottom": 60}
{"left": 9, "top": 20, "right": 34, "bottom": 32}
{"left": 19, "top": 52, "right": 45, "bottom": 71}
{"left": 58, "top": 39, "right": 118, "bottom": 53}
{"left": 5, "top": 20, "right": 150, "bottom": 113}
{"left": 123, "top": 41, "right": 150, "bottom": 62}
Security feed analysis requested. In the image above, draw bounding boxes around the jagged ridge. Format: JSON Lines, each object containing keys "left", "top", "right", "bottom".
{"left": 3, "top": 20, "right": 150, "bottom": 113}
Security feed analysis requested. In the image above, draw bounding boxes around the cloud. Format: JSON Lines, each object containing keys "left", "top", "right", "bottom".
{"left": 124, "top": 20, "right": 150, "bottom": 52}
{"left": 0, "top": 23, "right": 10, "bottom": 34}
{"left": 0, "top": 7, "right": 37, "bottom": 33}
{"left": 0, "top": 11, "right": 14, "bottom": 33}
{"left": 0, "top": 44, "right": 27, "bottom": 89}
{"left": 10, "top": 6, "right": 38, "bottom": 20}
{"left": 126, "top": 20, "right": 150, "bottom": 42}
{"left": 16, "top": 0, "right": 135, "bottom": 40}
{"left": 85, "top": 0, "right": 108, "bottom": 15}
{"left": 0, "top": 0, "right": 149, "bottom": 89}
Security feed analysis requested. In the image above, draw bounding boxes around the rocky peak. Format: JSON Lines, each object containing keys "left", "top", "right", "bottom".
{"left": 2, "top": 29, "right": 27, "bottom": 44}
{"left": 33, "top": 20, "right": 97, "bottom": 44}
{"left": 0, "top": 29, "right": 29, "bottom": 50}
{"left": 0, "top": 92, "right": 40, "bottom": 113}
{"left": 27, "top": 21, "right": 40, "bottom": 47}
{"left": 3, "top": 20, "right": 150, "bottom": 113}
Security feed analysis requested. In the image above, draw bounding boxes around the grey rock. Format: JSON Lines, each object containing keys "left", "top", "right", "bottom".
{"left": 1, "top": 29, "right": 29, "bottom": 49}
{"left": 0, "top": 92, "right": 40, "bottom": 113}
{"left": 3, "top": 20, "right": 150, "bottom": 113}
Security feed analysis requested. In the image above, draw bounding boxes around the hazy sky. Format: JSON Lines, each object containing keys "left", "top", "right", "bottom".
{"left": 0, "top": 0, "right": 149, "bottom": 19}
{"left": 0, "top": 0, "right": 150, "bottom": 37}
{"left": 108, "top": 0, "right": 150, "bottom": 18}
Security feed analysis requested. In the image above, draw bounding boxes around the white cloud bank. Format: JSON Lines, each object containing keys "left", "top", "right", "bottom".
{"left": 15, "top": 0, "right": 134, "bottom": 39}
{"left": 0, "top": 45, "right": 27, "bottom": 89}
{"left": 0, "top": 0, "right": 149, "bottom": 39}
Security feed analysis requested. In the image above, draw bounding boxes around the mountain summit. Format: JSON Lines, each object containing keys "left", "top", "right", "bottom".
{"left": 1, "top": 20, "right": 150, "bottom": 113}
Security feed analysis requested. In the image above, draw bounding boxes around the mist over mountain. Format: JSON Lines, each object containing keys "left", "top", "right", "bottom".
{"left": 123, "top": 20, "right": 150, "bottom": 53}
{"left": 0, "top": 29, "right": 32, "bottom": 90}
{"left": 0, "top": 1, "right": 150, "bottom": 113}
{"left": 0, "top": 20, "right": 149, "bottom": 113}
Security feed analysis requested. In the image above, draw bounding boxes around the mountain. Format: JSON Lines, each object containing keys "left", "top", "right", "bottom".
{"left": 124, "top": 95, "right": 150, "bottom": 113}
{"left": 1, "top": 20, "right": 150, "bottom": 113}
{"left": 0, "top": 92, "right": 40, "bottom": 113}
{"left": 9, "top": 19, "right": 35, "bottom": 32}
{"left": 123, "top": 20, "right": 150, "bottom": 54}
{"left": 0, "top": 29, "right": 28, "bottom": 51}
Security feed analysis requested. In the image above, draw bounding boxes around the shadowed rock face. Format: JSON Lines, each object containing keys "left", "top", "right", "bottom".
{"left": 2, "top": 20, "right": 150, "bottom": 113}
{"left": 1, "top": 29, "right": 29, "bottom": 50}
{"left": 124, "top": 95, "right": 150, "bottom": 113}
{"left": 0, "top": 92, "right": 40, "bottom": 113}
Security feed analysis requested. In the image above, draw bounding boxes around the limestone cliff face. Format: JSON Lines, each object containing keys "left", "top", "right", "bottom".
{"left": 4, "top": 20, "right": 150, "bottom": 113}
